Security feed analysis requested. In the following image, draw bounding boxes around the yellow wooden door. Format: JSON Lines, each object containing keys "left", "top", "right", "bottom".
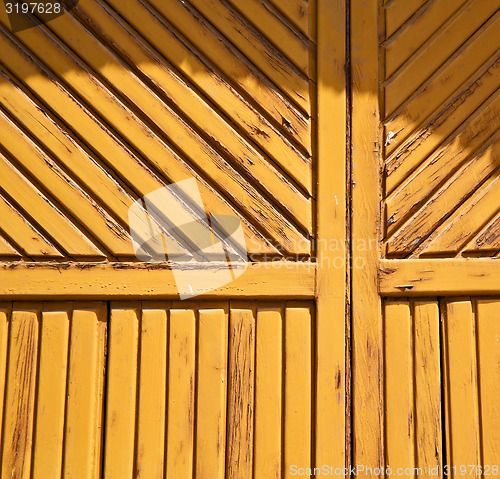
{"left": 0, "top": 0, "right": 347, "bottom": 478}
{"left": 352, "top": 0, "right": 500, "bottom": 477}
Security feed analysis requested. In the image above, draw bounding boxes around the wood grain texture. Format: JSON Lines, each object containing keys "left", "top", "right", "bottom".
{"left": 32, "top": 304, "right": 71, "bottom": 479}
{"left": 226, "top": 306, "right": 256, "bottom": 479}
{"left": 63, "top": 303, "right": 107, "bottom": 479}
{"left": 1, "top": 304, "right": 40, "bottom": 479}
{"left": 380, "top": 259, "right": 500, "bottom": 295}
{"left": 254, "top": 306, "right": 282, "bottom": 479}
{"left": 104, "top": 303, "right": 140, "bottom": 479}
{"left": 351, "top": 0, "right": 384, "bottom": 473}
{"left": 165, "top": 307, "right": 196, "bottom": 479}
{"left": 195, "top": 304, "right": 228, "bottom": 479}
{"left": 315, "top": 0, "right": 347, "bottom": 473}
{"left": 135, "top": 304, "right": 168, "bottom": 479}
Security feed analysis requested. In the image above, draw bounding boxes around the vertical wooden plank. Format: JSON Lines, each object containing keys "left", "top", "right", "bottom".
{"left": 32, "top": 303, "right": 71, "bottom": 479}
{"left": 166, "top": 306, "right": 196, "bottom": 479}
{"left": 104, "top": 303, "right": 140, "bottom": 479}
{"left": 413, "top": 301, "right": 443, "bottom": 477}
{"left": 1, "top": 303, "right": 40, "bottom": 479}
{"left": 284, "top": 304, "right": 312, "bottom": 477}
{"left": 316, "top": 0, "right": 347, "bottom": 474}
{"left": 384, "top": 301, "right": 415, "bottom": 478}
{"left": 226, "top": 305, "right": 256, "bottom": 479}
{"left": 476, "top": 300, "right": 500, "bottom": 470}
{"left": 351, "top": 0, "right": 384, "bottom": 474}
{"left": 254, "top": 306, "right": 282, "bottom": 479}
{"left": 135, "top": 303, "right": 168, "bottom": 479}
{"left": 195, "top": 303, "right": 229, "bottom": 479}
{"left": 0, "top": 303, "right": 11, "bottom": 450}
{"left": 443, "top": 299, "right": 481, "bottom": 479}
{"left": 63, "top": 302, "right": 107, "bottom": 479}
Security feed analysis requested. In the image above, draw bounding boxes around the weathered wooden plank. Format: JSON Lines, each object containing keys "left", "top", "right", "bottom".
{"left": 0, "top": 234, "right": 20, "bottom": 257}
{"left": 385, "top": 56, "right": 500, "bottom": 192}
{"left": 385, "top": 0, "right": 428, "bottom": 38}
{"left": 63, "top": 303, "right": 107, "bottom": 479}
{"left": 71, "top": 0, "right": 311, "bottom": 228}
{"left": 384, "top": 301, "right": 415, "bottom": 478}
{"left": 385, "top": 0, "right": 499, "bottom": 116}
{"left": 1, "top": 304, "right": 40, "bottom": 479}
{"left": 90, "top": 0, "right": 312, "bottom": 159}
{"left": 386, "top": 92, "right": 500, "bottom": 234}
{"left": 195, "top": 304, "right": 229, "bottom": 479}
{"left": 380, "top": 259, "right": 500, "bottom": 296}
{"left": 32, "top": 304, "right": 71, "bottom": 479}
{"left": 166, "top": 307, "right": 196, "bottom": 479}
{"left": 226, "top": 305, "right": 255, "bottom": 479}
{"left": 0, "top": 67, "right": 142, "bottom": 242}
{"left": 0, "top": 194, "right": 61, "bottom": 258}
{"left": 225, "top": 0, "right": 310, "bottom": 74}
{"left": 385, "top": 0, "right": 472, "bottom": 78}
{"left": 104, "top": 303, "right": 140, "bottom": 479}
{"left": 316, "top": 0, "right": 347, "bottom": 473}
{"left": 254, "top": 306, "right": 282, "bottom": 479}
{"left": 385, "top": 12, "right": 500, "bottom": 152}
{"left": 476, "top": 300, "right": 500, "bottom": 469}
{"left": 0, "top": 152, "right": 102, "bottom": 257}
{"left": 0, "top": 303, "right": 11, "bottom": 454}
{"left": 413, "top": 301, "right": 443, "bottom": 475}
{"left": 38, "top": 11, "right": 310, "bottom": 249}
{"left": 0, "top": 262, "right": 315, "bottom": 299}
{"left": 0, "top": 109, "right": 134, "bottom": 257}
{"left": 0, "top": 26, "right": 277, "bottom": 256}
{"left": 265, "top": 0, "right": 310, "bottom": 38}
{"left": 465, "top": 211, "right": 500, "bottom": 252}
{"left": 421, "top": 171, "right": 500, "bottom": 255}
{"left": 387, "top": 134, "right": 499, "bottom": 255}
{"left": 284, "top": 304, "right": 312, "bottom": 476}
{"left": 442, "top": 299, "right": 481, "bottom": 478}
{"left": 351, "top": 0, "right": 384, "bottom": 471}
{"left": 135, "top": 303, "right": 168, "bottom": 479}
{"left": 179, "top": 0, "right": 311, "bottom": 113}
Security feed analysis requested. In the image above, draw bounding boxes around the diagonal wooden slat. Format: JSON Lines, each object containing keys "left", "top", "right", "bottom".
{"left": 384, "top": 14, "right": 500, "bottom": 156}
{"left": 264, "top": 0, "right": 311, "bottom": 38}
{"left": 225, "top": 0, "right": 311, "bottom": 74}
{"left": 387, "top": 133, "right": 500, "bottom": 255}
{"left": 386, "top": 92, "right": 500, "bottom": 235}
{"left": 385, "top": 0, "right": 471, "bottom": 78}
{"left": 185, "top": 0, "right": 311, "bottom": 113}
{"left": 384, "top": 0, "right": 499, "bottom": 117}
{"left": 384, "top": 0, "right": 429, "bottom": 38}
{"left": 385, "top": 56, "right": 500, "bottom": 192}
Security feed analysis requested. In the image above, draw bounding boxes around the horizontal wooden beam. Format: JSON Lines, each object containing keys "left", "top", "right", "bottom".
{"left": 0, "top": 261, "right": 315, "bottom": 299}
{"left": 380, "top": 259, "right": 500, "bottom": 296}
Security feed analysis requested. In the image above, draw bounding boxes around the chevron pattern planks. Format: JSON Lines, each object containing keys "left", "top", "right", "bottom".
{"left": 0, "top": 0, "right": 316, "bottom": 261}
{"left": 382, "top": 0, "right": 500, "bottom": 258}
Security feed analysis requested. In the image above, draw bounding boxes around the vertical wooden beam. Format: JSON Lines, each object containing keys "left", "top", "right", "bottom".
{"left": 104, "top": 303, "right": 140, "bottom": 479}
{"left": 63, "top": 302, "right": 107, "bottom": 479}
{"left": 136, "top": 303, "right": 168, "bottom": 479}
{"left": 1, "top": 303, "right": 40, "bottom": 479}
{"left": 254, "top": 306, "right": 282, "bottom": 479}
{"left": 32, "top": 303, "right": 71, "bottom": 479}
{"left": 351, "top": 0, "right": 384, "bottom": 474}
{"left": 316, "top": 0, "right": 347, "bottom": 474}
{"left": 196, "top": 303, "right": 229, "bottom": 479}
{"left": 226, "top": 305, "right": 256, "bottom": 479}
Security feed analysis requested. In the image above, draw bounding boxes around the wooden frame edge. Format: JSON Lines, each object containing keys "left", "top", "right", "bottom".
{"left": 0, "top": 261, "right": 315, "bottom": 299}
{"left": 380, "top": 259, "right": 500, "bottom": 296}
